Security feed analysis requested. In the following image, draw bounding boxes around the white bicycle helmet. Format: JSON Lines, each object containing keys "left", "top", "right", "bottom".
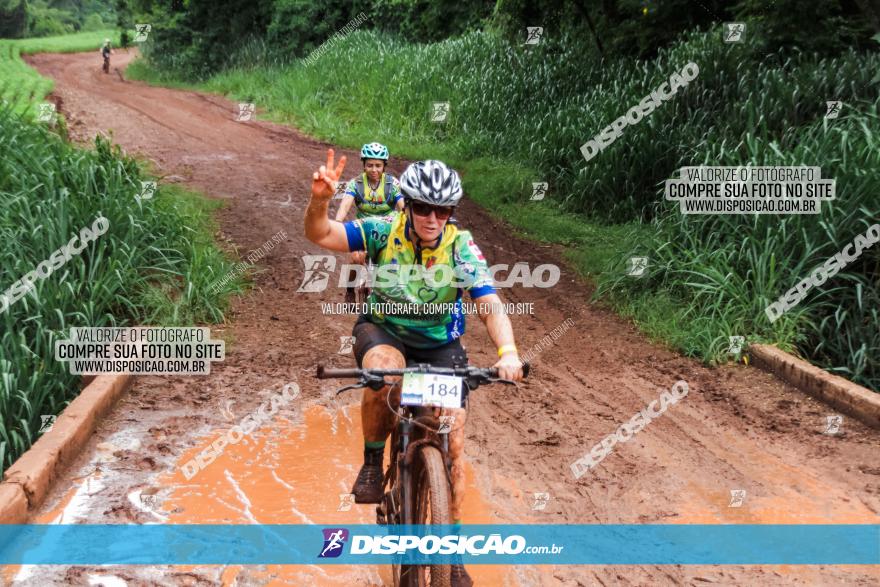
{"left": 399, "top": 160, "right": 462, "bottom": 207}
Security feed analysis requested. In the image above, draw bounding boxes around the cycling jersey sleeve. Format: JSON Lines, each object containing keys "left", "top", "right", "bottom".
{"left": 343, "top": 178, "right": 359, "bottom": 202}
{"left": 454, "top": 230, "right": 496, "bottom": 298}
{"left": 344, "top": 216, "right": 393, "bottom": 258}
{"left": 389, "top": 178, "right": 403, "bottom": 207}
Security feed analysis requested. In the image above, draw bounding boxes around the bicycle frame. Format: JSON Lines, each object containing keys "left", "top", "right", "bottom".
{"left": 316, "top": 362, "right": 528, "bottom": 586}
{"left": 381, "top": 399, "right": 449, "bottom": 526}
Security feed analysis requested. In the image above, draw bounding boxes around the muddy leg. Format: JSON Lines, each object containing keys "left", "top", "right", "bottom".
{"left": 360, "top": 344, "right": 404, "bottom": 443}
{"left": 444, "top": 406, "right": 468, "bottom": 522}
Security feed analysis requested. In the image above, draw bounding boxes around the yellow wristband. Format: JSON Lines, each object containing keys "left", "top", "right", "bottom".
{"left": 497, "top": 344, "right": 518, "bottom": 357}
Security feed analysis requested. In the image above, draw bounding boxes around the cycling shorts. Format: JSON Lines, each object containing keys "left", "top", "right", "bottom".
{"left": 353, "top": 316, "right": 468, "bottom": 370}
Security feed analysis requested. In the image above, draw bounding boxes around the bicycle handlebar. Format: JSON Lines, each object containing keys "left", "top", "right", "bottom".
{"left": 316, "top": 363, "right": 530, "bottom": 388}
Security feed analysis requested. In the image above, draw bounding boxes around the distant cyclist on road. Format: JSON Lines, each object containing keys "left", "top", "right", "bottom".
{"left": 335, "top": 142, "right": 404, "bottom": 302}
{"left": 305, "top": 149, "right": 523, "bottom": 587}
{"left": 100, "top": 38, "right": 112, "bottom": 74}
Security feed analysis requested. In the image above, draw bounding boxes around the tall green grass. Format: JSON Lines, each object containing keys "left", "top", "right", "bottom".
{"left": 129, "top": 27, "right": 879, "bottom": 390}
{"left": 0, "top": 106, "right": 243, "bottom": 470}
{"left": 0, "top": 30, "right": 119, "bottom": 116}
{"left": 599, "top": 101, "right": 880, "bottom": 385}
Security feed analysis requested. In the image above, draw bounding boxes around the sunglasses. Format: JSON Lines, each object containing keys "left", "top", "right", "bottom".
{"left": 409, "top": 201, "right": 455, "bottom": 220}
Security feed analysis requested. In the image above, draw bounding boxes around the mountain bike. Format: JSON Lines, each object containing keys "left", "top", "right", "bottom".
{"left": 102, "top": 55, "right": 110, "bottom": 74}
{"left": 317, "top": 361, "right": 529, "bottom": 587}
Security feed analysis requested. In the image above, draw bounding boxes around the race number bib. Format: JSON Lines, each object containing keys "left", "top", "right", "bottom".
{"left": 401, "top": 373, "right": 463, "bottom": 409}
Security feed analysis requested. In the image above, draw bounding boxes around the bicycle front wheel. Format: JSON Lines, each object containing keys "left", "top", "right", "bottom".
{"left": 397, "top": 444, "right": 452, "bottom": 587}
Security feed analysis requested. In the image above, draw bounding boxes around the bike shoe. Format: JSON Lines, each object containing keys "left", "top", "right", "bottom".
{"left": 450, "top": 563, "right": 474, "bottom": 587}
{"left": 352, "top": 450, "right": 384, "bottom": 504}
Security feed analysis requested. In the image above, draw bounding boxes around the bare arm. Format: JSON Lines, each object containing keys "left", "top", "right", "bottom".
{"left": 474, "top": 292, "right": 523, "bottom": 381}
{"left": 334, "top": 194, "right": 355, "bottom": 222}
{"left": 304, "top": 149, "right": 351, "bottom": 252}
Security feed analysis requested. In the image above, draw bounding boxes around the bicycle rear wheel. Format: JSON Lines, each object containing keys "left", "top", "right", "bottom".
{"left": 396, "top": 445, "right": 452, "bottom": 587}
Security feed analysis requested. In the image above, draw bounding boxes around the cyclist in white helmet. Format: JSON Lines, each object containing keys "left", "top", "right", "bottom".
{"left": 306, "top": 149, "right": 524, "bottom": 587}
{"left": 100, "top": 38, "right": 113, "bottom": 74}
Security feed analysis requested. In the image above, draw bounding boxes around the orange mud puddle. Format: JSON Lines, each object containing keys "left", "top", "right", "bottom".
{"left": 19, "top": 404, "right": 511, "bottom": 586}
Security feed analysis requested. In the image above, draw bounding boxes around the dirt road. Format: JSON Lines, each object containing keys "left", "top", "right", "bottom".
{"left": 5, "top": 50, "right": 879, "bottom": 586}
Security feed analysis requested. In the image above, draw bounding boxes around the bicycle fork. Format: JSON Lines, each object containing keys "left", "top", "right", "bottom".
{"left": 377, "top": 415, "right": 413, "bottom": 525}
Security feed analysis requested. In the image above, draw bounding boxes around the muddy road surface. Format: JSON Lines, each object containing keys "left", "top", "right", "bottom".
{"left": 4, "top": 50, "right": 878, "bottom": 586}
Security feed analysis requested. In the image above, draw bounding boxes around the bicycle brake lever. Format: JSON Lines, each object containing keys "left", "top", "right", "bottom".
{"left": 489, "top": 377, "right": 520, "bottom": 387}
{"left": 335, "top": 381, "right": 366, "bottom": 395}
{"left": 335, "top": 375, "right": 386, "bottom": 395}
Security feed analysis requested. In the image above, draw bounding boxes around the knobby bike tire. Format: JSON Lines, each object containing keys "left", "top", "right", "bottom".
{"left": 397, "top": 445, "right": 452, "bottom": 587}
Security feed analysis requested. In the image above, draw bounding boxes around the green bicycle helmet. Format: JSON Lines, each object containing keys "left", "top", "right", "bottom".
{"left": 360, "top": 142, "right": 389, "bottom": 161}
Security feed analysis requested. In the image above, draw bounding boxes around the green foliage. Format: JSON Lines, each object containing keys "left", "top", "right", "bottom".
{"left": 28, "top": 5, "right": 78, "bottom": 37}
{"left": 266, "top": 0, "right": 362, "bottom": 58}
{"left": 733, "top": 0, "right": 873, "bottom": 54}
{"left": 82, "top": 13, "right": 105, "bottom": 31}
{"left": 0, "top": 0, "right": 117, "bottom": 39}
{"left": 491, "top": 0, "right": 874, "bottom": 58}
{"left": 115, "top": 0, "right": 132, "bottom": 47}
{"left": 142, "top": 0, "right": 273, "bottom": 79}
{"left": 0, "top": 0, "right": 29, "bottom": 39}
{"left": 368, "top": 0, "right": 493, "bottom": 43}
{"left": 0, "top": 107, "right": 242, "bottom": 471}
{"left": 596, "top": 96, "right": 880, "bottom": 387}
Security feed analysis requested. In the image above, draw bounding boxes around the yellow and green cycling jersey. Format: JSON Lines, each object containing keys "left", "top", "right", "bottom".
{"left": 344, "top": 212, "right": 496, "bottom": 348}
{"left": 342, "top": 172, "right": 403, "bottom": 218}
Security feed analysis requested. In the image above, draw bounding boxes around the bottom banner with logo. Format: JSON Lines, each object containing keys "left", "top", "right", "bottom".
{"left": 0, "top": 525, "right": 877, "bottom": 564}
